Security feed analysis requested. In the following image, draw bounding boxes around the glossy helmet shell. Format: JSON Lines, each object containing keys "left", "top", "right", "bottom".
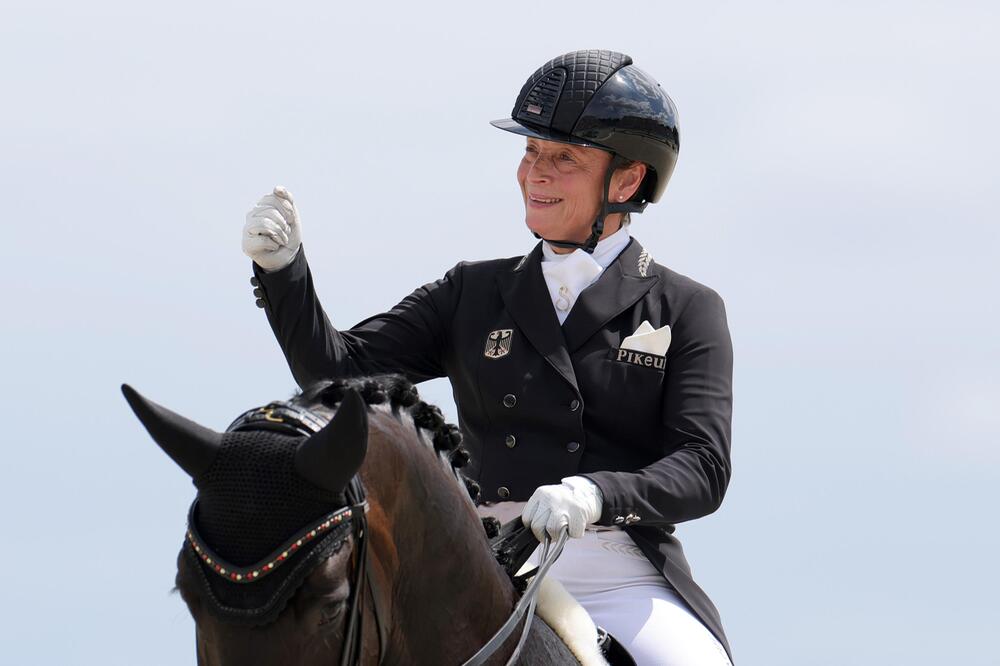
{"left": 491, "top": 49, "right": 680, "bottom": 203}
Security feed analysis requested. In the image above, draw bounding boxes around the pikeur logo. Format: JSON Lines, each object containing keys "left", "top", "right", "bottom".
{"left": 484, "top": 329, "right": 514, "bottom": 359}
{"left": 612, "top": 348, "right": 666, "bottom": 370}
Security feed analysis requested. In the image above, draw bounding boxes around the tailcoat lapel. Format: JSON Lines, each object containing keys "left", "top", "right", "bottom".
{"left": 561, "top": 238, "right": 660, "bottom": 353}
{"left": 496, "top": 243, "right": 579, "bottom": 392}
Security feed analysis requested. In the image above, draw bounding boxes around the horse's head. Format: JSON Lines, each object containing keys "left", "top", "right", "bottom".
{"left": 123, "top": 376, "right": 530, "bottom": 665}
{"left": 122, "top": 382, "right": 377, "bottom": 664}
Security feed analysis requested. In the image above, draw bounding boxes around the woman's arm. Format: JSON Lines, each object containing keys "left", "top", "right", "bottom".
{"left": 581, "top": 287, "right": 734, "bottom": 527}
{"left": 251, "top": 245, "right": 462, "bottom": 389}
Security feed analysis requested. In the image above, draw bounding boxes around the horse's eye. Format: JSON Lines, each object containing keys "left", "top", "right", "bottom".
{"left": 318, "top": 600, "right": 346, "bottom": 627}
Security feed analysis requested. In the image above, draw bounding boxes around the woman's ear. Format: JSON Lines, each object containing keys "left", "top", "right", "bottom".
{"left": 612, "top": 162, "right": 648, "bottom": 202}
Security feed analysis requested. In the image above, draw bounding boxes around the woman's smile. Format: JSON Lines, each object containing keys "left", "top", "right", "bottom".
{"left": 527, "top": 193, "right": 563, "bottom": 207}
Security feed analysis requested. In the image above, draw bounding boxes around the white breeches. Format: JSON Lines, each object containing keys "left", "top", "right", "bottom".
{"left": 478, "top": 503, "right": 733, "bottom": 666}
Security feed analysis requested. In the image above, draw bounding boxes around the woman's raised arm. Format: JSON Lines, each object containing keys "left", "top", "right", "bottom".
{"left": 242, "top": 187, "right": 460, "bottom": 389}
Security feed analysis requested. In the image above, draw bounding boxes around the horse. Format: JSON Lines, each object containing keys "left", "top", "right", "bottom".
{"left": 122, "top": 374, "right": 587, "bottom": 665}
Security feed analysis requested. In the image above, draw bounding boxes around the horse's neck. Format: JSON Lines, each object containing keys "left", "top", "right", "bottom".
{"left": 364, "top": 419, "right": 517, "bottom": 662}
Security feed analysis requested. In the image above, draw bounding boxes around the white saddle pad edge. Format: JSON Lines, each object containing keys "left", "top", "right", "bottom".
{"left": 518, "top": 566, "right": 610, "bottom": 666}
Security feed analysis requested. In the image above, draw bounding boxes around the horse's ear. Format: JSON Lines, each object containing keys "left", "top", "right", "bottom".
{"left": 295, "top": 388, "right": 368, "bottom": 493}
{"left": 121, "top": 384, "right": 222, "bottom": 479}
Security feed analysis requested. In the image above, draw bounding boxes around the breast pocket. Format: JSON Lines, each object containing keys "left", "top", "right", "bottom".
{"left": 604, "top": 347, "right": 667, "bottom": 428}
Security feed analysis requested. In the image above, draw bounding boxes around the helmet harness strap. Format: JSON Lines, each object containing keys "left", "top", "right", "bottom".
{"left": 535, "top": 154, "right": 648, "bottom": 254}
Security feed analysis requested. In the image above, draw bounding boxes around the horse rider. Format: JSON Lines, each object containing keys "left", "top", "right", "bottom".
{"left": 242, "top": 49, "right": 735, "bottom": 666}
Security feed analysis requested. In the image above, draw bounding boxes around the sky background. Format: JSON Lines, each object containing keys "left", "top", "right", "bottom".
{"left": 2, "top": 1, "right": 998, "bottom": 664}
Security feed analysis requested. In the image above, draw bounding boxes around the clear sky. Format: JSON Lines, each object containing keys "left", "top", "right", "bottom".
{"left": 2, "top": 1, "right": 998, "bottom": 664}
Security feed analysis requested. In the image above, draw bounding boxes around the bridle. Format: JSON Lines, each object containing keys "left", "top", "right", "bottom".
{"left": 210, "top": 400, "right": 387, "bottom": 666}
{"left": 190, "top": 399, "right": 563, "bottom": 666}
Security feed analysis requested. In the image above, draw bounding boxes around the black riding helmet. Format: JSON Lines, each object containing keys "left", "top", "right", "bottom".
{"left": 492, "top": 49, "right": 680, "bottom": 253}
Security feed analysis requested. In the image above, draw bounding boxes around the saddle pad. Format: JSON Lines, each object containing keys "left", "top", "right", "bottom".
{"left": 518, "top": 564, "right": 610, "bottom": 666}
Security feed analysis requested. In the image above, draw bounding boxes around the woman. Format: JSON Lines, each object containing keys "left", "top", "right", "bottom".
{"left": 242, "top": 50, "right": 735, "bottom": 666}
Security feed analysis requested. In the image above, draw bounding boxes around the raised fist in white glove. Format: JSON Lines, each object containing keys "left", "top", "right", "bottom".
{"left": 242, "top": 185, "right": 301, "bottom": 272}
{"left": 521, "top": 476, "right": 604, "bottom": 542}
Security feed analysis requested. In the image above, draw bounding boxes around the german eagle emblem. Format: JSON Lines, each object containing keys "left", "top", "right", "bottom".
{"left": 484, "top": 329, "right": 513, "bottom": 359}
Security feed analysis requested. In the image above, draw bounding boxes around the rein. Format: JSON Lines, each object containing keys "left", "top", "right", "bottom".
{"left": 202, "top": 399, "right": 565, "bottom": 666}
{"left": 462, "top": 528, "right": 569, "bottom": 666}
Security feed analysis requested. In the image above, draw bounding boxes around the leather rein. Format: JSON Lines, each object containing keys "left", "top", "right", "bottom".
{"left": 215, "top": 400, "right": 564, "bottom": 666}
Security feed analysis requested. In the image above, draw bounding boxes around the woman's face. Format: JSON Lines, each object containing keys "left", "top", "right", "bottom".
{"left": 517, "top": 138, "right": 612, "bottom": 244}
{"left": 517, "top": 138, "right": 645, "bottom": 248}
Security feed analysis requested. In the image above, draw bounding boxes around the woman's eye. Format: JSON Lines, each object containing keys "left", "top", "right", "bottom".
{"left": 559, "top": 153, "right": 574, "bottom": 162}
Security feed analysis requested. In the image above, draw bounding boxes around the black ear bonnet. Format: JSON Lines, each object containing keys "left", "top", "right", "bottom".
{"left": 184, "top": 406, "right": 365, "bottom": 625}
{"left": 123, "top": 375, "right": 474, "bottom": 626}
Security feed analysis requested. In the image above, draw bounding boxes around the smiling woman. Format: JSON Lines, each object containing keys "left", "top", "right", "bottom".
{"left": 518, "top": 139, "right": 646, "bottom": 252}
{"left": 242, "top": 49, "right": 735, "bottom": 665}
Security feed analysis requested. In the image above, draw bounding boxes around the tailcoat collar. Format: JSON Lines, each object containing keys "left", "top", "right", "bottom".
{"left": 560, "top": 237, "right": 659, "bottom": 353}
{"left": 498, "top": 238, "right": 659, "bottom": 391}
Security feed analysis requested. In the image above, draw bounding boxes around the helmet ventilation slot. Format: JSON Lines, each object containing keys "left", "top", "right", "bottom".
{"left": 517, "top": 68, "right": 566, "bottom": 128}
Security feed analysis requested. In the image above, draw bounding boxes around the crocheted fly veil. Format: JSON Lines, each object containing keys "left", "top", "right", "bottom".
{"left": 122, "top": 384, "right": 370, "bottom": 625}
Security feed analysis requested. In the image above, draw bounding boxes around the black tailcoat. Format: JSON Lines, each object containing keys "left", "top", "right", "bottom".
{"left": 252, "top": 237, "right": 735, "bottom": 661}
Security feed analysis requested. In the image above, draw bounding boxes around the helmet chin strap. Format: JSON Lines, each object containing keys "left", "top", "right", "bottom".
{"left": 533, "top": 156, "right": 649, "bottom": 254}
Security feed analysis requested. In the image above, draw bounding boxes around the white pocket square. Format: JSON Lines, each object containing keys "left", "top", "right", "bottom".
{"left": 620, "top": 320, "right": 671, "bottom": 356}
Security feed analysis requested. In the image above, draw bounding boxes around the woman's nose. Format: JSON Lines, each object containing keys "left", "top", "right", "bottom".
{"left": 526, "top": 156, "right": 552, "bottom": 182}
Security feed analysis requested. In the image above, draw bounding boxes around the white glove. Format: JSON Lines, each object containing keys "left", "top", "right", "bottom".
{"left": 521, "top": 476, "right": 604, "bottom": 541}
{"left": 242, "top": 185, "right": 302, "bottom": 272}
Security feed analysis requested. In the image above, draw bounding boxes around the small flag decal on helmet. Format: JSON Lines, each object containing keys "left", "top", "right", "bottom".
{"left": 526, "top": 104, "right": 543, "bottom": 115}
{"left": 484, "top": 329, "right": 514, "bottom": 359}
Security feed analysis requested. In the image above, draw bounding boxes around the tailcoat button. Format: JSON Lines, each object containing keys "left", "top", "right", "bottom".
{"left": 253, "top": 288, "right": 263, "bottom": 298}
{"left": 497, "top": 486, "right": 511, "bottom": 499}
{"left": 250, "top": 276, "right": 260, "bottom": 287}
{"left": 569, "top": 399, "right": 581, "bottom": 412}
{"left": 502, "top": 394, "right": 517, "bottom": 408}
{"left": 505, "top": 434, "right": 516, "bottom": 448}
{"left": 255, "top": 298, "right": 266, "bottom": 309}
{"left": 566, "top": 441, "right": 580, "bottom": 453}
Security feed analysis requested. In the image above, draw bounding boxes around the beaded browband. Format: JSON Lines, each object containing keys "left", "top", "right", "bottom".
{"left": 185, "top": 499, "right": 363, "bottom": 584}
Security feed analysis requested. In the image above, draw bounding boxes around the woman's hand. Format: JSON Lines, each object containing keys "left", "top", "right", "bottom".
{"left": 242, "top": 186, "right": 302, "bottom": 272}
{"left": 522, "top": 476, "right": 603, "bottom": 541}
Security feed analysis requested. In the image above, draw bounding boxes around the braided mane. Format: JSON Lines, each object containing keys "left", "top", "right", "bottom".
{"left": 292, "top": 375, "right": 483, "bottom": 505}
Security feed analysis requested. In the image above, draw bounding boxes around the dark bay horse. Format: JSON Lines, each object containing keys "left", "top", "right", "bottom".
{"left": 123, "top": 375, "right": 581, "bottom": 665}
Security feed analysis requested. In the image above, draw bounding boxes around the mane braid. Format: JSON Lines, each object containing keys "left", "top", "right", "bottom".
{"left": 294, "top": 375, "right": 481, "bottom": 505}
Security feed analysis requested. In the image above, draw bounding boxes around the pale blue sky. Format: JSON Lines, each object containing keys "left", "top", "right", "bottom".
{"left": 2, "top": 1, "right": 998, "bottom": 664}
